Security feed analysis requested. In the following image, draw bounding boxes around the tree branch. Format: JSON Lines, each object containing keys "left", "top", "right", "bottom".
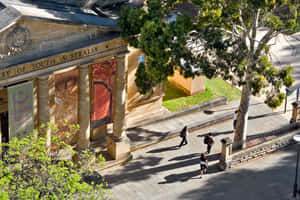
{"left": 250, "top": 10, "right": 258, "bottom": 53}
{"left": 254, "top": 29, "right": 276, "bottom": 58}
{"left": 239, "top": 8, "right": 247, "bottom": 30}
{"left": 220, "top": 28, "right": 240, "bottom": 38}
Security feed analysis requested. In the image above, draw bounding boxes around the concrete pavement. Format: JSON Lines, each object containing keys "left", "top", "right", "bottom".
{"left": 102, "top": 96, "right": 298, "bottom": 200}
{"left": 103, "top": 132, "right": 298, "bottom": 200}
{"left": 127, "top": 96, "right": 290, "bottom": 152}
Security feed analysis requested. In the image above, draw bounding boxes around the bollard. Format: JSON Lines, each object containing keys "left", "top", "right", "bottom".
{"left": 219, "top": 137, "right": 233, "bottom": 171}
{"left": 291, "top": 101, "right": 299, "bottom": 123}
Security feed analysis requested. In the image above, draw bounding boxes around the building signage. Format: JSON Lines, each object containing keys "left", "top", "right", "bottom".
{"left": 8, "top": 81, "right": 34, "bottom": 140}
{"left": 0, "top": 45, "right": 101, "bottom": 80}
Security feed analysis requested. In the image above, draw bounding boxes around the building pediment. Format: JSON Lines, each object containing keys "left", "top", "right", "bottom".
{"left": 0, "top": 0, "right": 121, "bottom": 69}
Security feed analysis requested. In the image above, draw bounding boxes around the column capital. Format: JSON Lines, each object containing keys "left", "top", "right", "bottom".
{"left": 79, "top": 64, "right": 90, "bottom": 69}
{"left": 38, "top": 75, "right": 49, "bottom": 80}
{"left": 115, "top": 54, "right": 126, "bottom": 60}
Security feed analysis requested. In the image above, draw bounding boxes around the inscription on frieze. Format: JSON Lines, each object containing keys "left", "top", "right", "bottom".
{"left": 0, "top": 45, "right": 101, "bottom": 80}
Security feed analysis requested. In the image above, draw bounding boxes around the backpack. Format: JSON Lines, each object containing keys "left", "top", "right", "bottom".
{"left": 180, "top": 129, "right": 186, "bottom": 137}
{"left": 204, "top": 136, "right": 209, "bottom": 144}
{"left": 204, "top": 135, "right": 214, "bottom": 145}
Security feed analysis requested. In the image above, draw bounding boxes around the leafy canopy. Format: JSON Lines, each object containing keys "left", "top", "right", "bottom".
{"left": 0, "top": 124, "right": 110, "bottom": 200}
{"left": 119, "top": 0, "right": 298, "bottom": 108}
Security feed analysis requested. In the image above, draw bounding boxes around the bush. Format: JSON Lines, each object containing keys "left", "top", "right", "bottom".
{"left": 0, "top": 124, "right": 110, "bottom": 200}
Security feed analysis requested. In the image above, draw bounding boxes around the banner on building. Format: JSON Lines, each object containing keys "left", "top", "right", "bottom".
{"left": 8, "top": 81, "right": 34, "bottom": 140}
{"left": 54, "top": 67, "right": 78, "bottom": 144}
{"left": 92, "top": 60, "right": 116, "bottom": 128}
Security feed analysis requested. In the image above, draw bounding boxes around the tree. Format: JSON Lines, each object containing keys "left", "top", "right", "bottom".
{"left": 119, "top": 0, "right": 297, "bottom": 148}
{"left": 0, "top": 124, "right": 110, "bottom": 200}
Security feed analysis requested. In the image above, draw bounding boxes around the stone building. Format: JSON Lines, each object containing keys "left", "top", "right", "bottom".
{"left": 0, "top": 0, "right": 163, "bottom": 160}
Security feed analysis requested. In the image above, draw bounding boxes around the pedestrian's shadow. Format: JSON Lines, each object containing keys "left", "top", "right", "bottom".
{"left": 158, "top": 163, "right": 221, "bottom": 184}
{"left": 147, "top": 145, "right": 179, "bottom": 153}
{"left": 206, "top": 162, "right": 220, "bottom": 174}
{"left": 158, "top": 169, "right": 201, "bottom": 184}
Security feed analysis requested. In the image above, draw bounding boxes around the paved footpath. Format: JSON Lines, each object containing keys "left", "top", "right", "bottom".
{"left": 127, "top": 97, "right": 290, "bottom": 150}
{"left": 103, "top": 137, "right": 298, "bottom": 200}
{"left": 102, "top": 96, "right": 297, "bottom": 200}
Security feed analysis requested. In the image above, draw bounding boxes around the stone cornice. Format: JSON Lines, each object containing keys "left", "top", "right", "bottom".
{"left": 0, "top": 37, "right": 128, "bottom": 86}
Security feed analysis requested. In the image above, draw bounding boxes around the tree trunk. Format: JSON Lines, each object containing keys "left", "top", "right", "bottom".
{"left": 234, "top": 80, "right": 251, "bottom": 149}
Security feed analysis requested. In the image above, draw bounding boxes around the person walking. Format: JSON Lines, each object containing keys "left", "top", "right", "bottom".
{"left": 200, "top": 153, "right": 208, "bottom": 178}
{"left": 178, "top": 126, "right": 188, "bottom": 148}
{"left": 204, "top": 133, "right": 214, "bottom": 154}
{"left": 233, "top": 110, "right": 239, "bottom": 130}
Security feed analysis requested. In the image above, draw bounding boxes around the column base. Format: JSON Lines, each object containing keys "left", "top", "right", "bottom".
{"left": 107, "top": 135, "right": 131, "bottom": 160}
{"left": 219, "top": 157, "right": 232, "bottom": 171}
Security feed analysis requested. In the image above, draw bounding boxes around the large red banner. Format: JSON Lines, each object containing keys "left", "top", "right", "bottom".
{"left": 92, "top": 60, "right": 116, "bottom": 128}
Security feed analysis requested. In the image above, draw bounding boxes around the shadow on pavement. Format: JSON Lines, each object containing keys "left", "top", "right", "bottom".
{"left": 147, "top": 145, "right": 179, "bottom": 153}
{"left": 168, "top": 153, "right": 201, "bottom": 161}
{"left": 158, "top": 169, "right": 201, "bottom": 184}
{"left": 203, "top": 101, "right": 265, "bottom": 114}
{"left": 179, "top": 146, "right": 296, "bottom": 200}
{"left": 104, "top": 152, "right": 222, "bottom": 188}
{"left": 197, "top": 130, "right": 233, "bottom": 138}
{"left": 126, "top": 127, "right": 168, "bottom": 142}
{"left": 158, "top": 162, "right": 221, "bottom": 184}
{"left": 248, "top": 110, "right": 290, "bottom": 120}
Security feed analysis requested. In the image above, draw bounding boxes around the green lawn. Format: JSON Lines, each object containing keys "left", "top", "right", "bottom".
{"left": 162, "top": 78, "right": 241, "bottom": 112}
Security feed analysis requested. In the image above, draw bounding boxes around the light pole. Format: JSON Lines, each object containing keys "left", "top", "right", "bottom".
{"left": 293, "top": 135, "right": 300, "bottom": 198}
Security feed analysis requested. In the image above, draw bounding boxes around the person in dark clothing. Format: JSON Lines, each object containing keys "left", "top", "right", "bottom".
{"left": 200, "top": 153, "right": 208, "bottom": 178}
{"left": 178, "top": 126, "right": 188, "bottom": 148}
{"left": 204, "top": 133, "right": 214, "bottom": 154}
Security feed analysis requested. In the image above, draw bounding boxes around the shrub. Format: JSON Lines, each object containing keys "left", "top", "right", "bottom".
{"left": 0, "top": 124, "right": 110, "bottom": 200}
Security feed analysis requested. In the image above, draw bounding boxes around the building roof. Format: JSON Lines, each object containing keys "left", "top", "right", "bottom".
{"left": 0, "top": 0, "right": 120, "bottom": 31}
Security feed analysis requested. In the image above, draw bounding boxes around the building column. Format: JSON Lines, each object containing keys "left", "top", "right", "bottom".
{"left": 38, "top": 75, "right": 55, "bottom": 151}
{"left": 77, "top": 65, "right": 91, "bottom": 149}
{"left": 107, "top": 55, "right": 131, "bottom": 160}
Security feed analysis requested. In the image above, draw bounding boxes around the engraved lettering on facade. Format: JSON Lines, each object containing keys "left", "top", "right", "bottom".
{"left": 0, "top": 43, "right": 108, "bottom": 80}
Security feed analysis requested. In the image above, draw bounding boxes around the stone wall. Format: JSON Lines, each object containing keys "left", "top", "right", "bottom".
{"left": 126, "top": 47, "right": 165, "bottom": 127}
{"left": 220, "top": 122, "right": 300, "bottom": 170}
{"left": 231, "top": 131, "right": 296, "bottom": 166}
{"left": 168, "top": 69, "right": 206, "bottom": 96}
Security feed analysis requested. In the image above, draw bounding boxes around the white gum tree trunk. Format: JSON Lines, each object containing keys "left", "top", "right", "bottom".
{"left": 234, "top": 80, "right": 251, "bottom": 149}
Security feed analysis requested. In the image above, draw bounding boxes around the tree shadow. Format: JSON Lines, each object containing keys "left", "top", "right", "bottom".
{"left": 248, "top": 110, "right": 289, "bottom": 120}
{"left": 147, "top": 145, "right": 179, "bottom": 153}
{"left": 197, "top": 130, "right": 233, "bottom": 138}
{"left": 203, "top": 101, "right": 265, "bottom": 114}
{"left": 179, "top": 146, "right": 297, "bottom": 200}
{"left": 126, "top": 127, "right": 169, "bottom": 143}
{"left": 104, "top": 151, "right": 222, "bottom": 188}
{"left": 168, "top": 153, "right": 201, "bottom": 161}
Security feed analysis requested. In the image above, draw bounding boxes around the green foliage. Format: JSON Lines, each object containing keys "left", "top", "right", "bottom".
{"left": 191, "top": 0, "right": 297, "bottom": 109}
{"left": 0, "top": 124, "right": 110, "bottom": 200}
{"left": 120, "top": 0, "right": 297, "bottom": 109}
{"left": 119, "top": 0, "right": 193, "bottom": 94}
{"left": 135, "top": 62, "right": 155, "bottom": 94}
{"left": 264, "top": 92, "right": 286, "bottom": 109}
